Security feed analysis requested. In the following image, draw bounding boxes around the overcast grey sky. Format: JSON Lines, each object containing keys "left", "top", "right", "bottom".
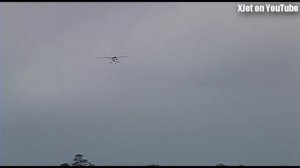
{"left": 1, "top": 2, "right": 300, "bottom": 166}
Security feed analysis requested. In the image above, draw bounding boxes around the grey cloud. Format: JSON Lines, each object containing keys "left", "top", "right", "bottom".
{"left": 2, "top": 2, "right": 300, "bottom": 166}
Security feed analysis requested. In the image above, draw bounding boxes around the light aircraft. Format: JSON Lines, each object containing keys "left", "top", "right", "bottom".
{"left": 96, "top": 55, "right": 131, "bottom": 64}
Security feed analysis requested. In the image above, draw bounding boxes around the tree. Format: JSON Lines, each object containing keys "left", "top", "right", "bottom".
{"left": 216, "top": 163, "right": 226, "bottom": 166}
{"left": 60, "top": 153, "right": 94, "bottom": 166}
{"left": 60, "top": 163, "right": 70, "bottom": 166}
{"left": 71, "top": 153, "right": 94, "bottom": 166}
{"left": 146, "top": 164, "right": 160, "bottom": 166}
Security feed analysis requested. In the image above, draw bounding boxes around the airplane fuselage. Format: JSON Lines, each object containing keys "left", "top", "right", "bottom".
{"left": 111, "top": 57, "right": 119, "bottom": 64}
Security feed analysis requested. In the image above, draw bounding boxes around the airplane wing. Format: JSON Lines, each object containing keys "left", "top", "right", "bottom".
{"left": 96, "top": 56, "right": 113, "bottom": 59}
{"left": 117, "top": 55, "right": 131, "bottom": 58}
